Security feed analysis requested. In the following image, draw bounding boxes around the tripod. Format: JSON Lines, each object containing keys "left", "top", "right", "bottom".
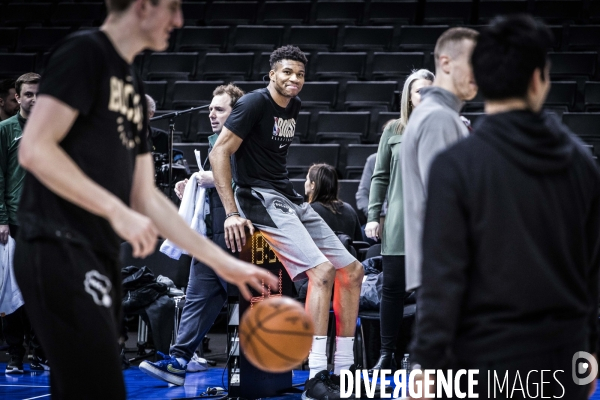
{"left": 149, "top": 105, "right": 210, "bottom": 198}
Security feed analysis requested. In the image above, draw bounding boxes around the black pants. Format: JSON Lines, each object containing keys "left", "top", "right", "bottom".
{"left": 4, "top": 224, "right": 44, "bottom": 359}
{"left": 14, "top": 236, "right": 126, "bottom": 400}
{"left": 379, "top": 255, "right": 406, "bottom": 351}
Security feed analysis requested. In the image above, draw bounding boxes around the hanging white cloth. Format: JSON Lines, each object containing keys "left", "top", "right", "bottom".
{"left": 0, "top": 236, "right": 24, "bottom": 316}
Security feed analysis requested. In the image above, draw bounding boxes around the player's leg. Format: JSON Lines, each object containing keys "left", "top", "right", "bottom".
{"left": 14, "top": 237, "right": 126, "bottom": 399}
{"left": 299, "top": 205, "right": 364, "bottom": 374}
{"left": 235, "top": 188, "right": 335, "bottom": 374}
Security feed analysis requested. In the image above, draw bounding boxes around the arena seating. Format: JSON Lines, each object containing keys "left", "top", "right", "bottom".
{"left": 2, "top": 0, "right": 600, "bottom": 215}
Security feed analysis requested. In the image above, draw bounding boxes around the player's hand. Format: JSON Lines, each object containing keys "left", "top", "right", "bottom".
{"left": 0, "top": 225, "right": 10, "bottom": 245}
{"left": 174, "top": 179, "right": 188, "bottom": 200}
{"left": 224, "top": 215, "right": 254, "bottom": 253}
{"left": 365, "top": 221, "right": 380, "bottom": 240}
{"left": 197, "top": 171, "right": 215, "bottom": 189}
{"left": 216, "top": 258, "right": 278, "bottom": 300}
{"left": 108, "top": 205, "right": 159, "bottom": 258}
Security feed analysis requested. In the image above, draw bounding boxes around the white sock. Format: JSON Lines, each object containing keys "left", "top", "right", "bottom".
{"left": 308, "top": 335, "right": 328, "bottom": 379}
{"left": 176, "top": 357, "right": 188, "bottom": 368}
{"left": 333, "top": 336, "right": 355, "bottom": 375}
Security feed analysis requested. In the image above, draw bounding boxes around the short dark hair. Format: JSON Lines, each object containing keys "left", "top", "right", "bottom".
{"left": 105, "top": 0, "right": 158, "bottom": 13}
{"left": 15, "top": 73, "right": 41, "bottom": 96}
{"left": 433, "top": 27, "right": 479, "bottom": 68}
{"left": 307, "top": 163, "right": 343, "bottom": 214}
{"left": 269, "top": 45, "right": 307, "bottom": 70}
{"left": 472, "top": 14, "right": 553, "bottom": 101}
{"left": 0, "top": 79, "right": 16, "bottom": 99}
{"left": 213, "top": 83, "right": 245, "bottom": 107}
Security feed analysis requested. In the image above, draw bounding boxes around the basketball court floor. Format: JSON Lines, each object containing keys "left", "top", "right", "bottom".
{"left": 1, "top": 365, "right": 600, "bottom": 399}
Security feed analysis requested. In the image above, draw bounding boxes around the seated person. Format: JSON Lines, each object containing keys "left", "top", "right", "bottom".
{"left": 305, "top": 163, "right": 362, "bottom": 242}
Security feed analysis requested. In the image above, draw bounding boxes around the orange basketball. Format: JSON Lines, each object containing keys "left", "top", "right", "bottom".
{"left": 239, "top": 296, "right": 314, "bottom": 373}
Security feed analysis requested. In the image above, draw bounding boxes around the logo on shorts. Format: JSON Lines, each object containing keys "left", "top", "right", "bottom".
{"left": 273, "top": 199, "right": 294, "bottom": 214}
{"left": 84, "top": 270, "right": 113, "bottom": 308}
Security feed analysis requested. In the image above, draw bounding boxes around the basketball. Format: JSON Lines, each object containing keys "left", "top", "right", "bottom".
{"left": 239, "top": 296, "right": 314, "bottom": 373}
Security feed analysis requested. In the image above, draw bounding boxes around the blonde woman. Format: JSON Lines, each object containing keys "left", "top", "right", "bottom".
{"left": 365, "top": 69, "right": 434, "bottom": 373}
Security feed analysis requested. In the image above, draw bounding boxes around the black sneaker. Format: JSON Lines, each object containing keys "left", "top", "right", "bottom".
{"left": 302, "top": 370, "right": 354, "bottom": 400}
{"left": 5, "top": 355, "right": 24, "bottom": 374}
{"left": 30, "top": 355, "right": 50, "bottom": 372}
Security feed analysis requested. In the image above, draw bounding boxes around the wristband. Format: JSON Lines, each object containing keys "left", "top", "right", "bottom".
{"left": 226, "top": 212, "right": 240, "bottom": 220}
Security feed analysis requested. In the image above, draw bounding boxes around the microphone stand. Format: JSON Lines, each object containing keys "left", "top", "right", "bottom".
{"left": 150, "top": 105, "right": 210, "bottom": 198}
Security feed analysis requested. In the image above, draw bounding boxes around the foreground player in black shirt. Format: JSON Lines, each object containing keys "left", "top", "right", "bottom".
{"left": 14, "top": 1, "right": 276, "bottom": 398}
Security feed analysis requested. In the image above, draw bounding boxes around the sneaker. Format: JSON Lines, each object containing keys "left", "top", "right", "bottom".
{"left": 30, "top": 356, "right": 50, "bottom": 372}
{"left": 186, "top": 353, "right": 208, "bottom": 372}
{"left": 139, "top": 352, "right": 186, "bottom": 386}
{"left": 302, "top": 370, "right": 353, "bottom": 400}
{"left": 5, "top": 355, "right": 24, "bottom": 374}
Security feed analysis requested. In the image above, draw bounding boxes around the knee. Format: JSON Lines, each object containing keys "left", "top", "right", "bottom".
{"left": 339, "top": 261, "right": 364, "bottom": 288}
{"left": 307, "top": 262, "right": 336, "bottom": 289}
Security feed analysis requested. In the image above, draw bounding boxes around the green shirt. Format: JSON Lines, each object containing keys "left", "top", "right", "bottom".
{"left": 367, "top": 122, "right": 405, "bottom": 256}
{"left": 0, "top": 113, "right": 26, "bottom": 225}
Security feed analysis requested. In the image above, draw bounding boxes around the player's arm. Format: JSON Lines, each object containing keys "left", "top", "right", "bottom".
{"left": 18, "top": 95, "right": 158, "bottom": 257}
{"left": 209, "top": 127, "right": 254, "bottom": 253}
{"left": 129, "top": 153, "right": 277, "bottom": 300}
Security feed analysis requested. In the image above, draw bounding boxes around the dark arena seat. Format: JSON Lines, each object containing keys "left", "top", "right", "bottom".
{"left": 261, "top": 1, "right": 312, "bottom": 25}
{"left": 562, "top": 113, "right": 600, "bottom": 137}
{"left": 367, "top": 0, "right": 418, "bottom": 26}
{"left": 315, "top": 0, "right": 365, "bottom": 25}
{"left": 313, "top": 52, "right": 367, "bottom": 81}
{"left": 17, "top": 27, "right": 71, "bottom": 53}
{"left": 232, "top": 25, "right": 285, "bottom": 52}
{"left": 287, "top": 26, "right": 338, "bottom": 52}
{"left": 341, "top": 26, "right": 394, "bottom": 52}
{"left": 287, "top": 144, "right": 340, "bottom": 178}
{"left": 206, "top": 1, "right": 258, "bottom": 25}
{"left": 174, "top": 26, "right": 229, "bottom": 52}
{"left": 145, "top": 52, "right": 198, "bottom": 81}
{"left": 200, "top": 53, "right": 254, "bottom": 81}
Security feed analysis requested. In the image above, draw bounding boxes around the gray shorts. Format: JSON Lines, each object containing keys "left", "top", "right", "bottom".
{"left": 235, "top": 187, "right": 357, "bottom": 281}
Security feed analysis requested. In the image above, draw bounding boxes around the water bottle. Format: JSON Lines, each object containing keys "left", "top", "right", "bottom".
{"left": 401, "top": 353, "right": 410, "bottom": 370}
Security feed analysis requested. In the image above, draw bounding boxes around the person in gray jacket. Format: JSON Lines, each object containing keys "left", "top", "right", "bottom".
{"left": 401, "top": 27, "right": 479, "bottom": 292}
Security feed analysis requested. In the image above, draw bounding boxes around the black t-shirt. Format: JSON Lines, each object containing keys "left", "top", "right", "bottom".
{"left": 18, "top": 30, "right": 149, "bottom": 258}
{"left": 310, "top": 201, "right": 363, "bottom": 242}
{"left": 224, "top": 88, "right": 303, "bottom": 203}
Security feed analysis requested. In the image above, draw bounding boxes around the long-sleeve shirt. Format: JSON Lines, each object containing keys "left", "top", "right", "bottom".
{"left": 367, "top": 122, "right": 404, "bottom": 256}
{"left": 401, "top": 86, "right": 468, "bottom": 291}
{"left": 0, "top": 113, "right": 26, "bottom": 226}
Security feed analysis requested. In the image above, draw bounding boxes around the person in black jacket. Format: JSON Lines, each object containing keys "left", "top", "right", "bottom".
{"left": 305, "top": 163, "right": 363, "bottom": 242}
{"left": 409, "top": 15, "right": 600, "bottom": 399}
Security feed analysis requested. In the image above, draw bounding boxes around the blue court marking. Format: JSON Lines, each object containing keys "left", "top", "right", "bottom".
{"left": 0, "top": 363, "right": 598, "bottom": 399}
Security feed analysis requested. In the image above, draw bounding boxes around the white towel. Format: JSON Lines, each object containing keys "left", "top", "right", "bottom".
{"left": 0, "top": 237, "right": 24, "bottom": 316}
{"left": 160, "top": 172, "right": 208, "bottom": 260}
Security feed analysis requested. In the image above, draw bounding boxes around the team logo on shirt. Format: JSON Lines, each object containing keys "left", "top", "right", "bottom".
{"left": 108, "top": 76, "right": 144, "bottom": 150}
{"left": 273, "top": 199, "right": 294, "bottom": 215}
{"left": 84, "top": 270, "right": 113, "bottom": 308}
{"left": 272, "top": 117, "right": 296, "bottom": 142}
